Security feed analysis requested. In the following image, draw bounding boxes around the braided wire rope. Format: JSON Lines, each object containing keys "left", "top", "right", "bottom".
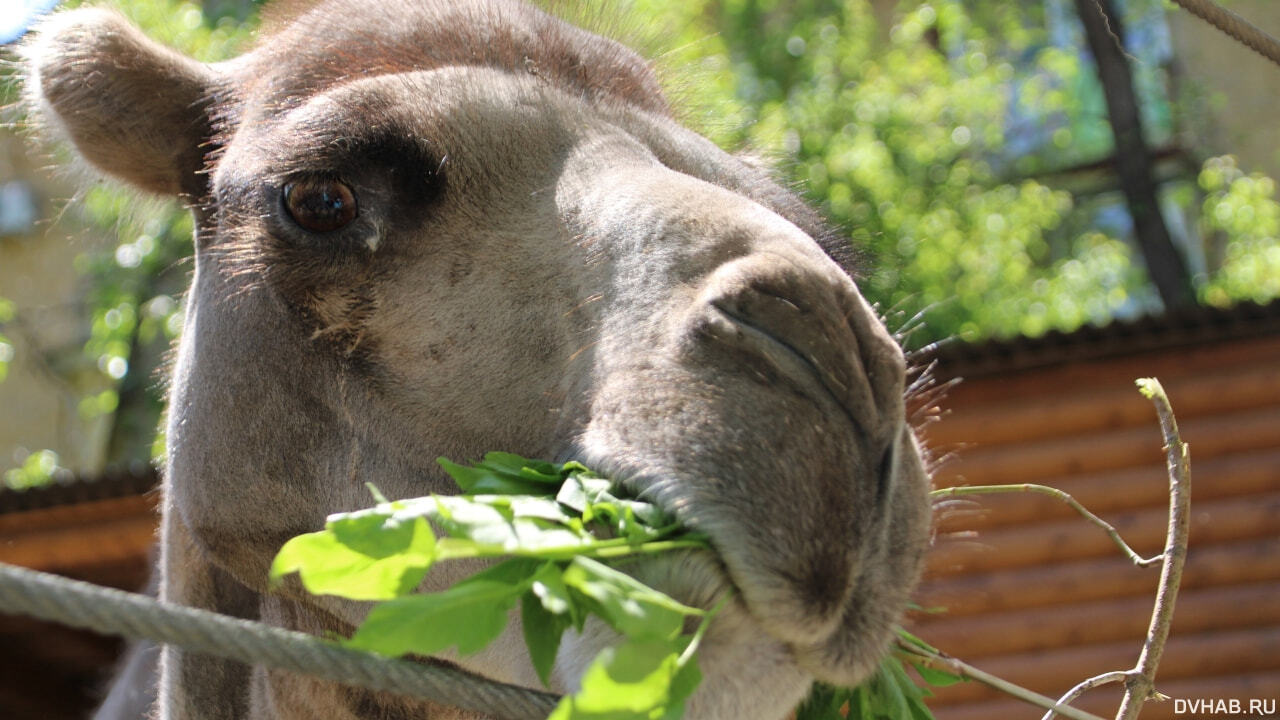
{"left": 0, "top": 561, "right": 559, "bottom": 720}
{"left": 1169, "top": 0, "right": 1280, "bottom": 67}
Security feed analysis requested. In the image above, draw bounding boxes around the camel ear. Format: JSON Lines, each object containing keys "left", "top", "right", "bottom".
{"left": 23, "top": 8, "right": 218, "bottom": 197}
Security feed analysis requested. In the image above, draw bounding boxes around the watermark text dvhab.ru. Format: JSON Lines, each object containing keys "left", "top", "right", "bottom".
{"left": 1173, "top": 698, "right": 1277, "bottom": 717}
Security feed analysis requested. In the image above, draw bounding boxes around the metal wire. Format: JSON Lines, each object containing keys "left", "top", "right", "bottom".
{"left": 1170, "top": 0, "right": 1280, "bottom": 68}
{"left": 0, "top": 561, "right": 560, "bottom": 720}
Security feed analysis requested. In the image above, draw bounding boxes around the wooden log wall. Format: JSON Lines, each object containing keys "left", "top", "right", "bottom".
{"left": 0, "top": 481, "right": 157, "bottom": 719}
{"left": 913, "top": 333, "right": 1280, "bottom": 719}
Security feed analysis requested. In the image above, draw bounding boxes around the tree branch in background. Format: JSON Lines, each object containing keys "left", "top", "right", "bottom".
{"left": 1073, "top": 0, "right": 1196, "bottom": 310}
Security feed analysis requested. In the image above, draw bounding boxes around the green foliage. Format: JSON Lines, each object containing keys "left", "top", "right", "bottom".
{"left": 658, "top": 0, "right": 1163, "bottom": 343}
{"left": 1197, "top": 155, "right": 1280, "bottom": 306}
{"left": 67, "top": 0, "right": 258, "bottom": 60}
{"left": 30, "top": 1, "right": 257, "bottom": 472}
{"left": 272, "top": 453, "right": 962, "bottom": 719}
{"left": 4, "top": 449, "right": 64, "bottom": 490}
{"left": 272, "top": 453, "right": 715, "bottom": 718}
{"left": 0, "top": 297, "right": 14, "bottom": 384}
{"left": 795, "top": 631, "right": 964, "bottom": 720}
{"left": 13, "top": 0, "right": 1280, "bottom": 481}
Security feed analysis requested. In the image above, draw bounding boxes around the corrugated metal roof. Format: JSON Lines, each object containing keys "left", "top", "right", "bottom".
{"left": 923, "top": 299, "right": 1280, "bottom": 379}
{"left": 0, "top": 465, "right": 158, "bottom": 515}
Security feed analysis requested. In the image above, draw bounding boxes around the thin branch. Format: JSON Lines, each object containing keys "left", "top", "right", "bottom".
{"left": 894, "top": 642, "right": 1107, "bottom": 720}
{"left": 1117, "top": 378, "right": 1192, "bottom": 719}
{"left": 929, "top": 484, "right": 1161, "bottom": 567}
{"left": 1042, "top": 671, "right": 1129, "bottom": 720}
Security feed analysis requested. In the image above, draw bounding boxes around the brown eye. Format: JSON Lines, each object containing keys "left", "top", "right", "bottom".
{"left": 283, "top": 178, "right": 358, "bottom": 233}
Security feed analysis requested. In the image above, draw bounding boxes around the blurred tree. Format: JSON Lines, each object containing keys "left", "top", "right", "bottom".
{"left": 1074, "top": 0, "right": 1194, "bottom": 309}
{"left": 638, "top": 0, "right": 1278, "bottom": 342}
{"left": 4, "top": 0, "right": 1279, "bottom": 478}
{"left": 1, "top": 0, "right": 258, "bottom": 482}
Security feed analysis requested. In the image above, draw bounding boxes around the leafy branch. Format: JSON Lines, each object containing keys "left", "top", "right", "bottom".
{"left": 271, "top": 452, "right": 965, "bottom": 720}
{"left": 272, "top": 453, "right": 722, "bottom": 719}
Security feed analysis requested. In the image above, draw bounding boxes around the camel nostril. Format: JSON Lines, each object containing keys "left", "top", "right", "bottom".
{"left": 875, "top": 436, "right": 897, "bottom": 507}
{"left": 688, "top": 255, "right": 879, "bottom": 436}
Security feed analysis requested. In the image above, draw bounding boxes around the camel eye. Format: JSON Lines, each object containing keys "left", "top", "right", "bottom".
{"left": 283, "top": 178, "right": 358, "bottom": 233}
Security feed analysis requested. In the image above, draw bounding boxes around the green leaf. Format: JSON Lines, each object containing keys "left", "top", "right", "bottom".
{"left": 347, "top": 559, "right": 540, "bottom": 657}
{"left": 522, "top": 587, "right": 569, "bottom": 687}
{"left": 437, "top": 457, "right": 551, "bottom": 495}
{"left": 895, "top": 628, "right": 938, "bottom": 654}
{"left": 554, "top": 475, "right": 673, "bottom": 542}
{"left": 851, "top": 685, "right": 872, "bottom": 720}
{"left": 506, "top": 495, "right": 575, "bottom": 524}
{"left": 430, "top": 495, "right": 520, "bottom": 546}
{"left": 521, "top": 561, "right": 577, "bottom": 686}
{"left": 476, "top": 451, "right": 566, "bottom": 484}
{"left": 424, "top": 495, "right": 600, "bottom": 561}
{"left": 906, "top": 692, "right": 936, "bottom": 720}
{"left": 531, "top": 563, "right": 575, "bottom": 616}
{"left": 555, "top": 474, "right": 600, "bottom": 517}
{"left": 871, "top": 668, "right": 908, "bottom": 719}
{"left": 795, "top": 683, "right": 849, "bottom": 720}
{"left": 548, "top": 638, "right": 687, "bottom": 720}
{"left": 328, "top": 509, "right": 420, "bottom": 558}
{"left": 911, "top": 662, "right": 965, "bottom": 688}
{"left": 661, "top": 656, "right": 702, "bottom": 720}
{"left": 269, "top": 516, "right": 436, "bottom": 600}
{"left": 561, "top": 557, "right": 700, "bottom": 641}
{"left": 884, "top": 656, "right": 927, "bottom": 701}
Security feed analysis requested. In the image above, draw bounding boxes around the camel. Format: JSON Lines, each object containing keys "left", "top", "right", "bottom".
{"left": 23, "top": 1, "right": 931, "bottom": 718}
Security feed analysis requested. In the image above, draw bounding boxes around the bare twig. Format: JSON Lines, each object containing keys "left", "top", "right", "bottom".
{"left": 1042, "top": 671, "right": 1129, "bottom": 720}
{"left": 1116, "top": 378, "right": 1191, "bottom": 719}
{"left": 923, "top": 378, "right": 1191, "bottom": 720}
{"left": 929, "top": 484, "right": 1161, "bottom": 567}
{"left": 894, "top": 641, "right": 1107, "bottom": 720}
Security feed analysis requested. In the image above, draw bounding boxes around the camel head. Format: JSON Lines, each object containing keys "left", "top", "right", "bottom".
{"left": 24, "top": 1, "right": 931, "bottom": 718}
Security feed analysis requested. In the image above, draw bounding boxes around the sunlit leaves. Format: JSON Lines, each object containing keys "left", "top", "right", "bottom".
{"left": 1198, "top": 155, "right": 1280, "bottom": 306}
{"left": 0, "top": 297, "right": 13, "bottom": 384}
{"left": 348, "top": 558, "right": 540, "bottom": 657}
{"left": 66, "top": 0, "right": 257, "bottom": 62}
{"left": 549, "top": 637, "right": 701, "bottom": 720}
{"left": 31, "top": 0, "right": 257, "bottom": 470}
{"left": 3, "top": 448, "right": 63, "bottom": 490}
{"left": 561, "top": 557, "right": 700, "bottom": 641}
{"left": 271, "top": 453, "right": 715, "bottom": 718}
{"left": 272, "top": 452, "right": 968, "bottom": 719}
{"left": 271, "top": 515, "right": 437, "bottom": 601}
{"left": 523, "top": 563, "right": 575, "bottom": 685}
